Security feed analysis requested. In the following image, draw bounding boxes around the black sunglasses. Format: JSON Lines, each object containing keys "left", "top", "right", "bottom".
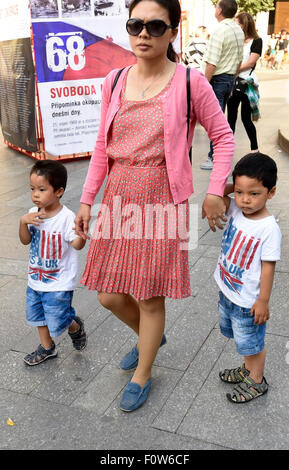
{"left": 126, "top": 18, "right": 173, "bottom": 37}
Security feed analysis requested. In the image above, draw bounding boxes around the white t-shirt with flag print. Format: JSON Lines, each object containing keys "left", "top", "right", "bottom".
{"left": 214, "top": 198, "right": 281, "bottom": 308}
{"left": 28, "top": 205, "right": 78, "bottom": 292}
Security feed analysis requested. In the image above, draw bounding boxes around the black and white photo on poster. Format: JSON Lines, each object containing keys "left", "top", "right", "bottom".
{"left": 30, "top": 0, "right": 59, "bottom": 19}
{"left": 94, "top": 0, "right": 129, "bottom": 17}
{"left": 62, "top": 0, "right": 92, "bottom": 17}
{"left": 0, "top": 38, "right": 37, "bottom": 151}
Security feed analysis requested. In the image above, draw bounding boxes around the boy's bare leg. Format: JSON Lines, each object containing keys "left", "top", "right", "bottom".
{"left": 38, "top": 325, "right": 53, "bottom": 350}
{"left": 68, "top": 319, "right": 81, "bottom": 334}
{"left": 131, "top": 296, "right": 165, "bottom": 388}
{"left": 245, "top": 348, "right": 266, "bottom": 383}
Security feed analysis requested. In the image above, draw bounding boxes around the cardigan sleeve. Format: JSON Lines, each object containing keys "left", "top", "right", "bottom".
{"left": 191, "top": 70, "right": 235, "bottom": 197}
{"left": 80, "top": 71, "right": 115, "bottom": 206}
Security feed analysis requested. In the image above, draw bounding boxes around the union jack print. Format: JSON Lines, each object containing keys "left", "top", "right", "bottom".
{"left": 29, "top": 226, "right": 62, "bottom": 283}
{"left": 219, "top": 217, "right": 261, "bottom": 294}
{"left": 30, "top": 226, "right": 62, "bottom": 260}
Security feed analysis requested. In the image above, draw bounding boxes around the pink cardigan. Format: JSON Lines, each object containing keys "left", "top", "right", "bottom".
{"left": 80, "top": 64, "right": 234, "bottom": 206}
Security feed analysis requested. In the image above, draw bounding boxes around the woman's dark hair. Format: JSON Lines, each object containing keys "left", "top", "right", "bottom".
{"left": 232, "top": 153, "right": 277, "bottom": 191}
{"left": 129, "top": 0, "right": 181, "bottom": 62}
{"left": 236, "top": 12, "right": 259, "bottom": 40}
{"left": 218, "top": 0, "right": 238, "bottom": 19}
{"left": 30, "top": 160, "right": 67, "bottom": 193}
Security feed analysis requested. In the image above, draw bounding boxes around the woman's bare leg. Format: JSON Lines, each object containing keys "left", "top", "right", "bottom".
{"left": 131, "top": 296, "right": 165, "bottom": 388}
{"left": 97, "top": 292, "right": 140, "bottom": 334}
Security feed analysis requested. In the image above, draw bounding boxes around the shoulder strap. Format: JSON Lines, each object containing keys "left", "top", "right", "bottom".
{"left": 186, "top": 67, "right": 192, "bottom": 163}
{"left": 112, "top": 68, "right": 124, "bottom": 94}
{"left": 186, "top": 67, "right": 191, "bottom": 139}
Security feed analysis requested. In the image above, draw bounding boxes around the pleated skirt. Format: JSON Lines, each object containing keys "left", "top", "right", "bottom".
{"left": 81, "top": 161, "right": 191, "bottom": 300}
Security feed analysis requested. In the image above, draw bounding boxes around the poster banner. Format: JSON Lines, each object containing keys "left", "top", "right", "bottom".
{"left": 0, "top": 0, "right": 37, "bottom": 152}
{"left": 32, "top": 0, "right": 137, "bottom": 156}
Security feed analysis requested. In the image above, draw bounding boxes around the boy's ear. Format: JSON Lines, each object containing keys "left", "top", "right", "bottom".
{"left": 55, "top": 187, "right": 65, "bottom": 199}
{"left": 267, "top": 186, "right": 276, "bottom": 199}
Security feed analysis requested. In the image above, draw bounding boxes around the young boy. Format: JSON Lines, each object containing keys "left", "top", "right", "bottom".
{"left": 215, "top": 153, "right": 282, "bottom": 403}
{"left": 19, "top": 160, "right": 87, "bottom": 365}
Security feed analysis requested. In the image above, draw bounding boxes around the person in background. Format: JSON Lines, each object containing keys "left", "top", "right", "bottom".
{"left": 267, "top": 33, "right": 278, "bottom": 69}
{"left": 200, "top": 0, "right": 244, "bottom": 170}
{"left": 274, "top": 30, "right": 288, "bottom": 70}
{"left": 182, "top": 26, "right": 208, "bottom": 71}
{"left": 227, "top": 12, "right": 262, "bottom": 154}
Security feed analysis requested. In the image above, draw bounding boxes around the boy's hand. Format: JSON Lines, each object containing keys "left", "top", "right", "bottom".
{"left": 250, "top": 299, "right": 270, "bottom": 325}
{"left": 21, "top": 210, "right": 45, "bottom": 226}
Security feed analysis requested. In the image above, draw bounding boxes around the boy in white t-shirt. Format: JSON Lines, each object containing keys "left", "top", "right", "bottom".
{"left": 215, "top": 153, "right": 281, "bottom": 403}
{"left": 19, "top": 160, "right": 86, "bottom": 365}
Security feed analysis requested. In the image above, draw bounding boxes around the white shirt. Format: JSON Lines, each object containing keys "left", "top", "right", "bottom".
{"left": 214, "top": 199, "right": 281, "bottom": 308}
{"left": 28, "top": 205, "right": 78, "bottom": 292}
{"left": 238, "top": 40, "right": 259, "bottom": 84}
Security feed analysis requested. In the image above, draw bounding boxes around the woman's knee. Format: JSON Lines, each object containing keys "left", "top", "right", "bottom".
{"left": 97, "top": 292, "right": 127, "bottom": 311}
{"left": 139, "top": 296, "right": 165, "bottom": 315}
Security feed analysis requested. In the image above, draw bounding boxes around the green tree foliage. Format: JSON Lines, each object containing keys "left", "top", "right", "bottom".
{"left": 211, "top": 0, "right": 275, "bottom": 16}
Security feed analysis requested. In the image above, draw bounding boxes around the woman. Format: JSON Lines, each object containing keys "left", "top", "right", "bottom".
{"left": 227, "top": 12, "right": 262, "bottom": 153}
{"left": 75, "top": 0, "right": 234, "bottom": 412}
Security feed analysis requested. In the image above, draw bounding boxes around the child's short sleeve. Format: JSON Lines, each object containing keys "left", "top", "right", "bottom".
{"left": 226, "top": 197, "right": 238, "bottom": 218}
{"left": 64, "top": 210, "right": 78, "bottom": 243}
{"left": 261, "top": 221, "right": 282, "bottom": 261}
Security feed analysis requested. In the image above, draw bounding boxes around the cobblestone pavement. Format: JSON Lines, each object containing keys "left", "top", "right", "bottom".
{"left": 0, "top": 72, "right": 289, "bottom": 450}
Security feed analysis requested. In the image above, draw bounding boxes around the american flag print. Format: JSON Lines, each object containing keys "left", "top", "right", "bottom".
{"left": 29, "top": 226, "right": 62, "bottom": 283}
{"left": 219, "top": 217, "right": 261, "bottom": 295}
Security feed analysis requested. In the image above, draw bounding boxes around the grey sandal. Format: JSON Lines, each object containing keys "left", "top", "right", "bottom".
{"left": 226, "top": 376, "right": 268, "bottom": 403}
{"left": 219, "top": 364, "right": 250, "bottom": 384}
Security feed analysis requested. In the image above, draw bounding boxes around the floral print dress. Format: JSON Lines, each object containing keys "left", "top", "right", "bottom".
{"left": 81, "top": 71, "right": 191, "bottom": 300}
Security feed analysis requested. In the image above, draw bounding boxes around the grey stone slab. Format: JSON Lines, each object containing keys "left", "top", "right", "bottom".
{"left": 83, "top": 314, "right": 133, "bottom": 363}
{"left": 31, "top": 350, "right": 104, "bottom": 405}
{"left": 71, "top": 363, "right": 130, "bottom": 414}
{"left": 153, "top": 330, "right": 228, "bottom": 433}
{"left": 266, "top": 272, "right": 289, "bottom": 336}
{"left": 199, "top": 227, "right": 223, "bottom": 247}
{"left": 0, "top": 389, "right": 223, "bottom": 450}
{"left": 178, "top": 334, "right": 289, "bottom": 450}
{"left": 155, "top": 308, "right": 217, "bottom": 371}
{"left": 0, "top": 335, "right": 75, "bottom": 395}
{"left": 0, "top": 279, "right": 31, "bottom": 353}
{"left": 0, "top": 258, "right": 27, "bottom": 278}
{"left": 0, "top": 275, "right": 15, "bottom": 288}
{"left": 189, "top": 256, "right": 217, "bottom": 289}
{"left": 0, "top": 205, "right": 23, "bottom": 218}
{"left": 104, "top": 366, "right": 183, "bottom": 426}
{"left": 0, "top": 237, "right": 29, "bottom": 260}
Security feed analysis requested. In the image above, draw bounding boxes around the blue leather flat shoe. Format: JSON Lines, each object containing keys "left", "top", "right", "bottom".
{"left": 120, "top": 334, "right": 166, "bottom": 371}
{"left": 120, "top": 377, "right": 152, "bottom": 412}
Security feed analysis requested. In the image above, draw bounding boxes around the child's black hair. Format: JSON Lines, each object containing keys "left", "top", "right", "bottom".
{"left": 232, "top": 152, "right": 277, "bottom": 191}
{"left": 30, "top": 160, "right": 67, "bottom": 193}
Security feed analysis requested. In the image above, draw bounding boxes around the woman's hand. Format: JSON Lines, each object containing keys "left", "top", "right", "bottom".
{"left": 74, "top": 203, "right": 91, "bottom": 240}
{"left": 202, "top": 194, "right": 227, "bottom": 232}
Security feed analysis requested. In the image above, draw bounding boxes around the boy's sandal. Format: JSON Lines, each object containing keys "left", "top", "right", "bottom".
{"left": 226, "top": 376, "right": 268, "bottom": 404}
{"left": 23, "top": 342, "right": 57, "bottom": 366}
{"left": 219, "top": 364, "right": 250, "bottom": 383}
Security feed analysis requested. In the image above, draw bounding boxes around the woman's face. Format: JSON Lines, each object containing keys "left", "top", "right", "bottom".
{"left": 128, "top": 1, "right": 178, "bottom": 61}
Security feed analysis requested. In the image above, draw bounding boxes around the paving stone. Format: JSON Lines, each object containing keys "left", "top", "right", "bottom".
{"left": 104, "top": 366, "right": 183, "bottom": 426}
{"left": 31, "top": 349, "right": 104, "bottom": 405}
{"left": 153, "top": 330, "right": 228, "bottom": 433}
{"left": 177, "top": 334, "right": 289, "bottom": 450}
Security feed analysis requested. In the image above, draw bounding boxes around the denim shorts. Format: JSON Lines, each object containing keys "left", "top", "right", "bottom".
{"left": 218, "top": 291, "right": 266, "bottom": 357}
{"left": 26, "top": 286, "right": 76, "bottom": 338}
